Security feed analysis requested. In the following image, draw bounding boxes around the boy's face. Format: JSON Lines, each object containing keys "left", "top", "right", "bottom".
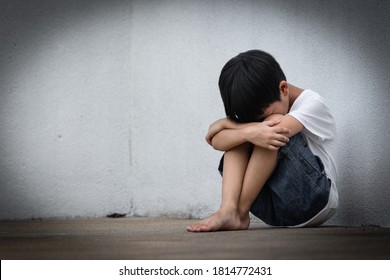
{"left": 261, "top": 91, "right": 289, "bottom": 120}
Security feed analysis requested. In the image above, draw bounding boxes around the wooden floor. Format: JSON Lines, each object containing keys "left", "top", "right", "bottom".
{"left": 0, "top": 218, "right": 389, "bottom": 259}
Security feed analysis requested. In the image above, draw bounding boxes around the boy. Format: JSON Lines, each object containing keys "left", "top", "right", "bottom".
{"left": 187, "top": 50, "right": 338, "bottom": 232}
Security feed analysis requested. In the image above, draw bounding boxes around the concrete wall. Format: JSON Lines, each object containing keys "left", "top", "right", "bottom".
{"left": 1, "top": 0, "right": 389, "bottom": 226}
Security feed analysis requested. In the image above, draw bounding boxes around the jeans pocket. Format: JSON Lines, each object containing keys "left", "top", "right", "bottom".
{"left": 299, "top": 145, "right": 329, "bottom": 193}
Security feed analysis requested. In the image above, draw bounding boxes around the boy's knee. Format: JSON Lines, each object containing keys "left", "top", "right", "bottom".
{"left": 264, "top": 113, "right": 284, "bottom": 122}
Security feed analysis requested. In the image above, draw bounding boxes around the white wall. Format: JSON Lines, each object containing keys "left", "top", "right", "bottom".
{"left": 1, "top": 0, "right": 389, "bottom": 226}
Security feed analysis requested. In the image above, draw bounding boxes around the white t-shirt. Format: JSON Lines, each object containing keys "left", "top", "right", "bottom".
{"left": 287, "top": 89, "right": 338, "bottom": 227}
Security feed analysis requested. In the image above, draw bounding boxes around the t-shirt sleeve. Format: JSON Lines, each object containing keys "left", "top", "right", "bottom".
{"left": 288, "top": 94, "right": 335, "bottom": 141}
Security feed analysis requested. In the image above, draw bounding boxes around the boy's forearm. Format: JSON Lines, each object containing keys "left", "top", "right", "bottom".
{"left": 210, "top": 129, "right": 244, "bottom": 151}
{"left": 221, "top": 119, "right": 255, "bottom": 130}
{"left": 210, "top": 117, "right": 292, "bottom": 151}
{"left": 210, "top": 123, "right": 254, "bottom": 151}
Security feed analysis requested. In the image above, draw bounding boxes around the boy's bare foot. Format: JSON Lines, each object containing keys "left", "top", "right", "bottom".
{"left": 186, "top": 209, "right": 250, "bottom": 232}
{"left": 240, "top": 213, "right": 250, "bottom": 230}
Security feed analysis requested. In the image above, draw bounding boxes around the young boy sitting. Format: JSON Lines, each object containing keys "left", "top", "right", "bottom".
{"left": 187, "top": 50, "right": 338, "bottom": 232}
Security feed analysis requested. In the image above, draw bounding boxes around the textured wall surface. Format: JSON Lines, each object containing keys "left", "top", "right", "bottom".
{"left": 1, "top": 0, "right": 389, "bottom": 226}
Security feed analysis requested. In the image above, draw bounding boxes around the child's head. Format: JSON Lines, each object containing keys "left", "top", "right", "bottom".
{"left": 218, "top": 50, "right": 286, "bottom": 123}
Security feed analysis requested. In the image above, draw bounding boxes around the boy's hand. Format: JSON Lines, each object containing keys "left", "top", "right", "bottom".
{"left": 245, "top": 120, "right": 290, "bottom": 150}
{"left": 205, "top": 117, "right": 291, "bottom": 151}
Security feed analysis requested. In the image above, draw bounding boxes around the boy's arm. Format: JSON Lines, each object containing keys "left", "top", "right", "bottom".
{"left": 262, "top": 114, "right": 304, "bottom": 138}
{"left": 205, "top": 118, "right": 253, "bottom": 145}
{"left": 206, "top": 118, "right": 291, "bottom": 151}
{"left": 244, "top": 114, "right": 304, "bottom": 149}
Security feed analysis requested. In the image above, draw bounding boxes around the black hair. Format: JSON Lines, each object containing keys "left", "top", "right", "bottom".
{"left": 218, "top": 50, "right": 286, "bottom": 123}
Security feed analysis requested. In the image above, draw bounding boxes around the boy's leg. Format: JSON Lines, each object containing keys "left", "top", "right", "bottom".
{"left": 186, "top": 142, "right": 252, "bottom": 232}
{"left": 249, "top": 133, "right": 331, "bottom": 226}
{"left": 237, "top": 146, "right": 278, "bottom": 224}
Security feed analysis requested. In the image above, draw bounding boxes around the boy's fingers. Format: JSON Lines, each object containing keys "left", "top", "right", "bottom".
{"left": 263, "top": 120, "right": 280, "bottom": 126}
{"left": 267, "top": 145, "right": 280, "bottom": 151}
{"left": 271, "top": 140, "right": 287, "bottom": 147}
{"left": 276, "top": 134, "right": 289, "bottom": 143}
{"left": 274, "top": 127, "right": 291, "bottom": 134}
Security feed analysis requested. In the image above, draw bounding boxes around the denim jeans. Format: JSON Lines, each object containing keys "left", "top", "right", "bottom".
{"left": 218, "top": 133, "right": 331, "bottom": 226}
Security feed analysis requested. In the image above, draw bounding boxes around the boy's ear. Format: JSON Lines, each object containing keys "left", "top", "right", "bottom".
{"left": 279, "top": 80, "right": 289, "bottom": 97}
